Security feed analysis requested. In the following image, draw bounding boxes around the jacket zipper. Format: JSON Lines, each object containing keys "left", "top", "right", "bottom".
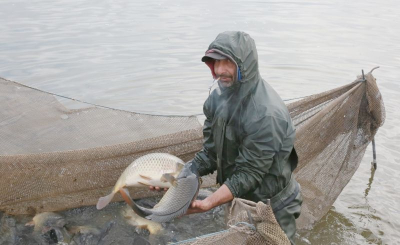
{"left": 217, "top": 120, "right": 226, "bottom": 184}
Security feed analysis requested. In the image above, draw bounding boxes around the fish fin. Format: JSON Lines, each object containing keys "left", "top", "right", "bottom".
{"left": 176, "top": 163, "right": 184, "bottom": 173}
{"left": 25, "top": 220, "right": 35, "bottom": 226}
{"left": 138, "top": 224, "right": 162, "bottom": 235}
{"left": 160, "top": 171, "right": 179, "bottom": 182}
{"left": 160, "top": 175, "right": 168, "bottom": 183}
{"left": 161, "top": 173, "right": 177, "bottom": 187}
{"left": 96, "top": 192, "right": 114, "bottom": 210}
{"left": 119, "top": 187, "right": 147, "bottom": 218}
{"left": 137, "top": 224, "right": 148, "bottom": 229}
{"left": 138, "top": 181, "right": 151, "bottom": 186}
{"left": 139, "top": 174, "right": 152, "bottom": 180}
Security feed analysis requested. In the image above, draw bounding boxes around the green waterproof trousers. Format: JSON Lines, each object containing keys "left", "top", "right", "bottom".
{"left": 274, "top": 187, "right": 303, "bottom": 244}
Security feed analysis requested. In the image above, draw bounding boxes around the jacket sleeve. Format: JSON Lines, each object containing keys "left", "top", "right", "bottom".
{"left": 224, "top": 114, "right": 288, "bottom": 198}
{"left": 191, "top": 99, "right": 217, "bottom": 176}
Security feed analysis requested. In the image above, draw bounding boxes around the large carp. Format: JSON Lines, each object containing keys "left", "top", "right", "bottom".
{"left": 96, "top": 153, "right": 184, "bottom": 210}
{"left": 121, "top": 162, "right": 201, "bottom": 223}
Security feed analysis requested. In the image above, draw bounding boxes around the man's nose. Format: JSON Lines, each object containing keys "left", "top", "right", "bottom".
{"left": 216, "top": 65, "right": 226, "bottom": 75}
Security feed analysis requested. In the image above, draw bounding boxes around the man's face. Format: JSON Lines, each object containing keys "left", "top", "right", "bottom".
{"left": 214, "top": 59, "right": 236, "bottom": 87}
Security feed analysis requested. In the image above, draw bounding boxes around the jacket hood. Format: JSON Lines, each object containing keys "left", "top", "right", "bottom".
{"left": 203, "top": 31, "right": 260, "bottom": 84}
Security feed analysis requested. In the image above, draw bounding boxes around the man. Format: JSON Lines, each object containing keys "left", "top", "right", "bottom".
{"left": 185, "top": 31, "right": 302, "bottom": 244}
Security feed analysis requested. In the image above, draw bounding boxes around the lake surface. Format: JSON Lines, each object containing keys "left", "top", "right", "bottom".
{"left": 1, "top": 0, "right": 399, "bottom": 244}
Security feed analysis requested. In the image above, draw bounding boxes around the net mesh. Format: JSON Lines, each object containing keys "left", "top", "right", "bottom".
{"left": 0, "top": 69, "right": 385, "bottom": 243}
{"left": 289, "top": 70, "right": 385, "bottom": 229}
{"left": 173, "top": 198, "right": 290, "bottom": 245}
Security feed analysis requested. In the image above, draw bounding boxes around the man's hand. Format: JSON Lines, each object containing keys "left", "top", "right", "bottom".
{"left": 185, "top": 184, "right": 234, "bottom": 215}
{"left": 186, "top": 199, "right": 213, "bottom": 215}
{"left": 148, "top": 186, "right": 168, "bottom": 191}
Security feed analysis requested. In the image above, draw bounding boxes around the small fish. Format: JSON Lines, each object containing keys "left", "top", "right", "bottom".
{"left": 122, "top": 163, "right": 201, "bottom": 223}
{"left": 122, "top": 205, "right": 162, "bottom": 234}
{"left": 67, "top": 222, "right": 114, "bottom": 245}
{"left": 96, "top": 153, "right": 184, "bottom": 210}
{"left": 68, "top": 225, "right": 101, "bottom": 236}
{"left": 25, "top": 212, "right": 66, "bottom": 233}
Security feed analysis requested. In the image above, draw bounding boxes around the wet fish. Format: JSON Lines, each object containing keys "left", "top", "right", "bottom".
{"left": 68, "top": 225, "right": 101, "bottom": 236}
{"left": 122, "top": 205, "right": 162, "bottom": 234}
{"left": 25, "top": 212, "right": 71, "bottom": 244}
{"left": 25, "top": 212, "right": 66, "bottom": 233}
{"left": 121, "top": 163, "right": 200, "bottom": 223}
{"left": 68, "top": 222, "right": 114, "bottom": 245}
{"left": 96, "top": 153, "right": 184, "bottom": 210}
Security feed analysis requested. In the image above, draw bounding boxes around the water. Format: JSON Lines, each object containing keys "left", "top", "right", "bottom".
{"left": 1, "top": 0, "right": 399, "bottom": 244}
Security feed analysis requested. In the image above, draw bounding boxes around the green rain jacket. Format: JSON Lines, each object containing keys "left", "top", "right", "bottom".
{"left": 192, "top": 32, "right": 301, "bottom": 241}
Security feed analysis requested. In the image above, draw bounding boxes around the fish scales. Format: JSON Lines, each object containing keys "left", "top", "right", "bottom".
{"left": 150, "top": 175, "right": 199, "bottom": 215}
{"left": 124, "top": 154, "right": 183, "bottom": 177}
{"left": 135, "top": 172, "right": 200, "bottom": 223}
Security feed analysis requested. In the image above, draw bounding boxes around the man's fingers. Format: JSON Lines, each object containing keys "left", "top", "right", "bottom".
{"left": 190, "top": 200, "right": 200, "bottom": 208}
{"left": 148, "top": 186, "right": 168, "bottom": 191}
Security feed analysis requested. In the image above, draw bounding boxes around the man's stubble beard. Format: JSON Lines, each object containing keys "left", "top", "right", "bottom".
{"left": 217, "top": 74, "right": 236, "bottom": 88}
{"left": 219, "top": 80, "right": 234, "bottom": 88}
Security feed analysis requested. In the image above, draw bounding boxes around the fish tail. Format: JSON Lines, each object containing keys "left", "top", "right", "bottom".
{"left": 119, "top": 187, "right": 147, "bottom": 218}
{"left": 96, "top": 192, "right": 114, "bottom": 210}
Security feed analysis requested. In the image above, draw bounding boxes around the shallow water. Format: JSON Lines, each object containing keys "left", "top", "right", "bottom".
{"left": 1, "top": 0, "right": 399, "bottom": 244}
{"left": 0, "top": 190, "right": 226, "bottom": 245}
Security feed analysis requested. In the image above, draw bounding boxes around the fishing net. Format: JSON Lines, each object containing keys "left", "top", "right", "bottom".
{"left": 172, "top": 198, "right": 290, "bottom": 245}
{"left": 0, "top": 68, "right": 385, "bottom": 242}
{"left": 0, "top": 77, "right": 206, "bottom": 215}
{"left": 289, "top": 69, "right": 385, "bottom": 230}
